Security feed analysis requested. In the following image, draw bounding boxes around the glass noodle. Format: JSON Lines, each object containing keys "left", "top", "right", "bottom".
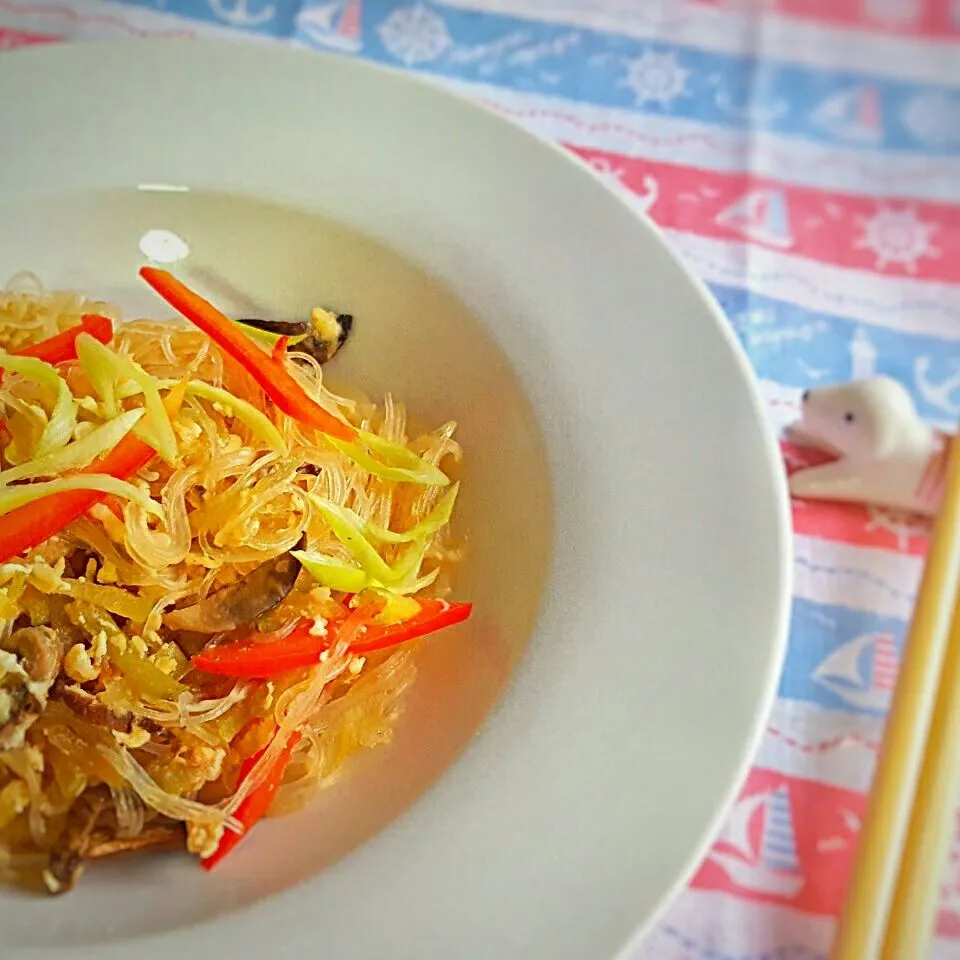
{"left": 0, "top": 274, "right": 467, "bottom": 891}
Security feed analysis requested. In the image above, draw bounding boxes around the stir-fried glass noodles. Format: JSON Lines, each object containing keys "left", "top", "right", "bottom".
{"left": 0, "top": 268, "right": 470, "bottom": 893}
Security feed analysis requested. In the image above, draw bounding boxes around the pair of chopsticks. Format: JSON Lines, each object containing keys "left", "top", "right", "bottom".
{"left": 831, "top": 433, "right": 960, "bottom": 959}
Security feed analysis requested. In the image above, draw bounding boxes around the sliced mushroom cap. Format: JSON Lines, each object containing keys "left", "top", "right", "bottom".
{"left": 44, "top": 788, "right": 186, "bottom": 895}
{"left": 304, "top": 308, "right": 353, "bottom": 364}
{"left": 5, "top": 626, "right": 66, "bottom": 684}
{"left": 43, "top": 787, "right": 110, "bottom": 895}
{"left": 238, "top": 307, "right": 353, "bottom": 365}
{"left": 51, "top": 681, "right": 168, "bottom": 739}
{"left": 164, "top": 535, "right": 305, "bottom": 634}
{"left": 84, "top": 822, "right": 186, "bottom": 860}
{"left": 0, "top": 626, "right": 67, "bottom": 750}
{"left": 0, "top": 685, "right": 32, "bottom": 752}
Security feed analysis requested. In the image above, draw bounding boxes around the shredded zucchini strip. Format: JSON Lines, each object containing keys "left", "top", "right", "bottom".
{"left": 0, "top": 353, "right": 78, "bottom": 457}
{"left": 0, "top": 409, "right": 144, "bottom": 487}
{"left": 76, "top": 333, "right": 178, "bottom": 463}
{"left": 0, "top": 474, "right": 162, "bottom": 518}
{"left": 330, "top": 429, "right": 449, "bottom": 487}
{"left": 156, "top": 379, "right": 286, "bottom": 453}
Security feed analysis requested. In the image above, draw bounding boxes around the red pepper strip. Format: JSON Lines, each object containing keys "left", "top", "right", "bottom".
{"left": 139, "top": 267, "right": 356, "bottom": 443}
{"left": 191, "top": 608, "right": 355, "bottom": 680}
{"left": 192, "top": 599, "right": 473, "bottom": 679}
{"left": 0, "top": 380, "right": 188, "bottom": 564}
{"left": 201, "top": 730, "right": 302, "bottom": 871}
{"left": 0, "top": 314, "right": 114, "bottom": 389}
{"left": 351, "top": 599, "right": 473, "bottom": 654}
{"left": 15, "top": 314, "right": 113, "bottom": 363}
{"left": 271, "top": 335, "right": 290, "bottom": 365}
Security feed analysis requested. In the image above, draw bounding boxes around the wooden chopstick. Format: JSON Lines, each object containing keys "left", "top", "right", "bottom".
{"left": 831, "top": 431, "right": 960, "bottom": 960}
{"left": 880, "top": 589, "right": 960, "bottom": 958}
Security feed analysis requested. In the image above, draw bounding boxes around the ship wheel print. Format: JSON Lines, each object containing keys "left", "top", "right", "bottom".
{"left": 208, "top": 0, "right": 277, "bottom": 28}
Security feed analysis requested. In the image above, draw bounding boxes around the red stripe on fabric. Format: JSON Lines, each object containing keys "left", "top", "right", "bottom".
{"left": 569, "top": 146, "right": 960, "bottom": 283}
{"left": 690, "top": 0, "right": 959, "bottom": 39}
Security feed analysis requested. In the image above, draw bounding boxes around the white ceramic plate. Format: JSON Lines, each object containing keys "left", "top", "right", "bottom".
{"left": 0, "top": 38, "right": 791, "bottom": 960}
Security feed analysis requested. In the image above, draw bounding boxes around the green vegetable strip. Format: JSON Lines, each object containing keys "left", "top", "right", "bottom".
{"left": 358, "top": 429, "right": 428, "bottom": 469}
{"left": 231, "top": 320, "right": 308, "bottom": 350}
{"left": 0, "top": 353, "right": 78, "bottom": 457}
{"left": 111, "top": 646, "right": 187, "bottom": 701}
{"left": 328, "top": 435, "right": 449, "bottom": 486}
{"left": 0, "top": 474, "right": 163, "bottom": 518}
{"left": 398, "top": 567, "right": 441, "bottom": 596}
{"left": 366, "top": 483, "right": 460, "bottom": 544}
{"left": 159, "top": 380, "right": 286, "bottom": 453}
{"left": 364, "top": 429, "right": 450, "bottom": 484}
{"left": 0, "top": 409, "right": 144, "bottom": 487}
{"left": 302, "top": 494, "right": 443, "bottom": 594}
{"left": 76, "top": 337, "right": 118, "bottom": 416}
{"left": 289, "top": 551, "right": 368, "bottom": 593}
{"left": 310, "top": 496, "right": 396, "bottom": 584}
{"left": 309, "top": 486, "right": 458, "bottom": 547}
{"left": 388, "top": 540, "right": 430, "bottom": 588}
{"left": 76, "top": 334, "right": 178, "bottom": 463}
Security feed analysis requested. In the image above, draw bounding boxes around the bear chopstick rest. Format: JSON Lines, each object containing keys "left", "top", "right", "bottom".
{"left": 788, "top": 376, "right": 950, "bottom": 517}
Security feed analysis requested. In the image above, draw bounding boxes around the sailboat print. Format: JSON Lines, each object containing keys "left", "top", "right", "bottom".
{"left": 812, "top": 632, "right": 899, "bottom": 711}
{"left": 714, "top": 188, "right": 794, "bottom": 249}
{"left": 297, "top": 0, "right": 362, "bottom": 52}
{"left": 709, "top": 787, "right": 805, "bottom": 897}
{"left": 811, "top": 85, "right": 883, "bottom": 143}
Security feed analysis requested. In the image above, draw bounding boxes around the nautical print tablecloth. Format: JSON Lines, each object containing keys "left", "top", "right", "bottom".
{"left": 3, "top": 1, "right": 960, "bottom": 957}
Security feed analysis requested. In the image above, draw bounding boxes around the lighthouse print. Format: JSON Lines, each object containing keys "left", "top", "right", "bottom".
{"left": 849, "top": 327, "right": 878, "bottom": 380}
{"left": 709, "top": 787, "right": 805, "bottom": 898}
{"left": 297, "top": 0, "right": 362, "bottom": 52}
{"left": 715, "top": 188, "right": 795, "bottom": 249}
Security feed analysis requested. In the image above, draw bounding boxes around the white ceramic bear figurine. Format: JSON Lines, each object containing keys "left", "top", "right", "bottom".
{"left": 788, "top": 376, "right": 951, "bottom": 517}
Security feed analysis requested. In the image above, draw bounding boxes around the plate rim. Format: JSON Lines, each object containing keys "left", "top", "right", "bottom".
{"left": 0, "top": 36, "right": 793, "bottom": 960}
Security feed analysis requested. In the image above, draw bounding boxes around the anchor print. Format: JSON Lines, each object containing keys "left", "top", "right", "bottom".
{"left": 915, "top": 356, "right": 960, "bottom": 416}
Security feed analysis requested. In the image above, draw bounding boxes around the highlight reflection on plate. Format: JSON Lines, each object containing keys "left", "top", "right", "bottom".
{"left": 138, "top": 228, "right": 190, "bottom": 264}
